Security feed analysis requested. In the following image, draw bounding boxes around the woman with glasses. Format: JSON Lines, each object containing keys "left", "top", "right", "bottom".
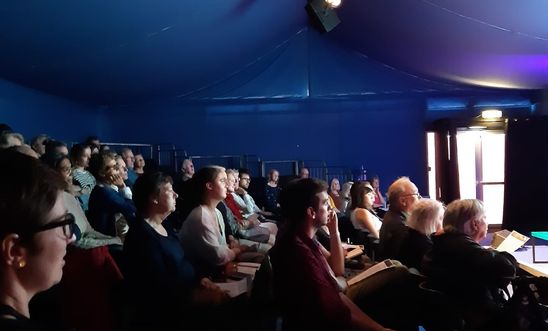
{"left": 349, "top": 181, "right": 383, "bottom": 238}
{"left": 124, "top": 171, "right": 228, "bottom": 329}
{"left": 43, "top": 151, "right": 124, "bottom": 331}
{"left": 0, "top": 149, "right": 75, "bottom": 330}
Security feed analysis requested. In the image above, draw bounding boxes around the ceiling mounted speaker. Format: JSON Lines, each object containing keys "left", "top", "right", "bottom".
{"left": 305, "top": 0, "right": 341, "bottom": 33}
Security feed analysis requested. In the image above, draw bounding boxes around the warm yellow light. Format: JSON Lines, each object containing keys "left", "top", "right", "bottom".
{"left": 468, "top": 126, "right": 487, "bottom": 130}
{"left": 481, "top": 109, "right": 502, "bottom": 119}
{"left": 325, "top": 0, "right": 341, "bottom": 8}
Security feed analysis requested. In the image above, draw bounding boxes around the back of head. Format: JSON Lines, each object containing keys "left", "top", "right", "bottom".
{"left": 0, "top": 149, "right": 65, "bottom": 240}
{"left": 279, "top": 178, "right": 327, "bottom": 227}
{"left": 0, "top": 132, "right": 24, "bottom": 149}
{"left": 443, "top": 199, "right": 484, "bottom": 233}
{"left": 407, "top": 199, "right": 444, "bottom": 235}
{"left": 132, "top": 171, "right": 173, "bottom": 216}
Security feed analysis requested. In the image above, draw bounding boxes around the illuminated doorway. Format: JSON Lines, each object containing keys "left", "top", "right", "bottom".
{"left": 427, "top": 129, "right": 505, "bottom": 225}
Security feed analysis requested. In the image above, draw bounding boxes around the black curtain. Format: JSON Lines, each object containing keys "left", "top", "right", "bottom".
{"left": 503, "top": 117, "right": 548, "bottom": 234}
{"left": 432, "top": 119, "right": 460, "bottom": 204}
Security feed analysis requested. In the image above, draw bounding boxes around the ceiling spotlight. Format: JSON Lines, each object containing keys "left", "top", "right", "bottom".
{"left": 305, "top": 0, "right": 341, "bottom": 32}
{"left": 481, "top": 109, "right": 502, "bottom": 119}
{"left": 325, "top": 0, "right": 342, "bottom": 8}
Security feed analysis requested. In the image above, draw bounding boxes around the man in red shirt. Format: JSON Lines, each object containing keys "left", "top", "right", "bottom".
{"left": 270, "top": 178, "right": 391, "bottom": 331}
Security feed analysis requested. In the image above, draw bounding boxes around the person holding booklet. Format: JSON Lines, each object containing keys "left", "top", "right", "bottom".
{"left": 270, "top": 178, "right": 393, "bottom": 331}
{"left": 422, "top": 199, "right": 518, "bottom": 331}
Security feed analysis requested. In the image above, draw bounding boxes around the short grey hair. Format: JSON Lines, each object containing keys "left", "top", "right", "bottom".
{"left": 443, "top": 199, "right": 485, "bottom": 233}
{"left": 407, "top": 199, "right": 444, "bottom": 235}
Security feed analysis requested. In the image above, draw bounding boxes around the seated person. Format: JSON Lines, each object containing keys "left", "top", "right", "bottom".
{"left": 0, "top": 150, "right": 76, "bottom": 330}
{"left": 124, "top": 172, "right": 228, "bottom": 329}
{"left": 87, "top": 151, "right": 136, "bottom": 238}
{"left": 70, "top": 143, "right": 96, "bottom": 211}
{"left": 396, "top": 198, "right": 443, "bottom": 270}
{"left": 370, "top": 175, "right": 386, "bottom": 209}
{"left": 378, "top": 177, "right": 420, "bottom": 259}
{"left": 179, "top": 166, "right": 264, "bottom": 278}
{"left": 264, "top": 169, "right": 282, "bottom": 214}
{"left": 349, "top": 181, "right": 383, "bottom": 238}
{"left": 42, "top": 152, "right": 122, "bottom": 249}
{"left": 329, "top": 178, "right": 344, "bottom": 212}
{"left": 422, "top": 199, "right": 518, "bottom": 330}
{"left": 270, "top": 178, "right": 392, "bottom": 331}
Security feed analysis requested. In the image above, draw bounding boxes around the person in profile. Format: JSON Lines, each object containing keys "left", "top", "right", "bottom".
{"left": 298, "top": 167, "right": 310, "bottom": 179}
{"left": 0, "top": 150, "right": 76, "bottom": 330}
{"left": 378, "top": 176, "right": 420, "bottom": 259}
{"left": 270, "top": 178, "right": 392, "bottom": 331}
{"left": 422, "top": 199, "right": 517, "bottom": 330}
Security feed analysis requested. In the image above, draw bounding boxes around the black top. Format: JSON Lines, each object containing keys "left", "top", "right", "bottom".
{"left": 378, "top": 209, "right": 408, "bottom": 260}
{"left": 396, "top": 228, "right": 432, "bottom": 270}
{"left": 421, "top": 231, "right": 517, "bottom": 304}
{"left": 0, "top": 305, "right": 59, "bottom": 331}
{"left": 123, "top": 216, "right": 197, "bottom": 327}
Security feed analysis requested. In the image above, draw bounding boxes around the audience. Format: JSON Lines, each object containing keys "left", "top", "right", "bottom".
{"left": 121, "top": 147, "right": 138, "bottom": 187}
{"left": 378, "top": 176, "right": 420, "bottom": 259}
{"left": 328, "top": 178, "right": 344, "bottom": 212}
{"left": 422, "top": 199, "right": 518, "bottom": 330}
{"left": 180, "top": 158, "right": 195, "bottom": 182}
{"left": 396, "top": 198, "right": 443, "bottom": 270}
{"left": 298, "top": 166, "right": 309, "bottom": 179}
{"left": 30, "top": 134, "right": 48, "bottom": 156}
{"left": 124, "top": 171, "right": 227, "bottom": 329}
{"left": 0, "top": 132, "right": 24, "bottom": 149}
{"left": 87, "top": 151, "right": 136, "bottom": 238}
{"left": 348, "top": 181, "right": 383, "bottom": 238}
{"left": 179, "top": 166, "right": 263, "bottom": 278}
{"left": 264, "top": 169, "right": 282, "bottom": 215}
{"left": 370, "top": 175, "right": 386, "bottom": 209}
{"left": 270, "top": 178, "right": 392, "bottom": 331}
{"left": 0, "top": 150, "right": 75, "bottom": 329}
{"left": 133, "top": 153, "right": 145, "bottom": 176}
{"left": 70, "top": 144, "right": 96, "bottom": 211}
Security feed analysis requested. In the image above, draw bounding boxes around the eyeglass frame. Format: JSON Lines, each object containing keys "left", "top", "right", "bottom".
{"left": 402, "top": 192, "right": 422, "bottom": 199}
{"left": 20, "top": 213, "right": 75, "bottom": 240}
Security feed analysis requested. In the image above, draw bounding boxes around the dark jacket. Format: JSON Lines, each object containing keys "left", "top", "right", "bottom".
{"left": 422, "top": 231, "right": 517, "bottom": 304}
{"left": 379, "top": 209, "right": 408, "bottom": 260}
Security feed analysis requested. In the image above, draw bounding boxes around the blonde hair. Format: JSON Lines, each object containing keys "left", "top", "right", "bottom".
{"left": 407, "top": 199, "right": 444, "bottom": 235}
{"left": 443, "top": 199, "right": 484, "bottom": 233}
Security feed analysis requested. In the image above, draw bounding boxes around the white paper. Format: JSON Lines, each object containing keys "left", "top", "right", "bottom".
{"left": 491, "top": 230, "right": 529, "bottom": 253}
{"left": 347, "top": 259, "right": 396, "bottom": 286}
{"left": 215, "top": 278, "right": 248, "bottom": 298}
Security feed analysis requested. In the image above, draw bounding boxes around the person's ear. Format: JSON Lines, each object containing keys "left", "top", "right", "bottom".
{"left": 205, "top": 182, "right": 214, "bottom": 191}
{"left": 1, "top": 234, "right": 27, "bottom": 269}
{"left": 306, "top": 206, "right": 316, "bottom": 220}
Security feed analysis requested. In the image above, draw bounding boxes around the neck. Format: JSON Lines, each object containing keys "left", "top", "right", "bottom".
{"left": 0, "top": 279, "right": 33, "bottom": 318}
{"left": 204, "top": 199, "right": 220, "bottom": 211}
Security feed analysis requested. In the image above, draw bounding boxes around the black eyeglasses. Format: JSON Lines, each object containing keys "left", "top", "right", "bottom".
{"left": 22, "top": 213, "right": 75, "bottom": 240}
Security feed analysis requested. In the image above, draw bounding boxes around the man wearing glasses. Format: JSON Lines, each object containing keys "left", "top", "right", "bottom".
{"left": 379, "top": 176, "right": 421, "bottom": 260}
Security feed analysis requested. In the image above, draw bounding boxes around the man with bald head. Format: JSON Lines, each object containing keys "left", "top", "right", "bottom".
{"left": 379, "top": 176, "right": 421, "bottom": 260}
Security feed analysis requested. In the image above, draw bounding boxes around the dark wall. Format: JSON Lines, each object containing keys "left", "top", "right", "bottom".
{"left": 0, "top": 79, "right": 99, "bottom": 143}
{"left": 103, "top": 98, "right": 428, "bottom": 194}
